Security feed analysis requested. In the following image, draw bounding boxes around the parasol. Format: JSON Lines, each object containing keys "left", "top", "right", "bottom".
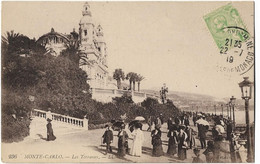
{"left": 134, "top": 116, "right": 145, "bottom": 121}
{"left": 196, "top": 119, "right": 209, "bottom": 126}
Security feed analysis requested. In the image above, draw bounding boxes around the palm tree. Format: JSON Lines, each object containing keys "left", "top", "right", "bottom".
{"left": 113, "top": 68, "right": 125, "bottom": 89}
{"left": 132, "top": 73, "right": 138, "bottom": 91}
{"left": 61, "top": 43, "right": 80, "bottom": 66}
{"left": 126, "top": 72, "right": 135, "bottom": 90}
{"left": 2, "top": 31, "right": 45, "bottom": 58}
{"left": 2, "top": 30, "right": 21, "bottom": 46}
{"left": 136, "top": 74, "right": 145, "bottom": 92}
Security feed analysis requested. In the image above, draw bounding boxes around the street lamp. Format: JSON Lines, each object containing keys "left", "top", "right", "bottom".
{"left": 229, "top": 101, "right": 232, "bottom": 121}
{"left": 226, "top": 103, "right": 229, "bottom": 118}
{"left": 214, "top": 105, "right": 216, "bottom": 115}
{"left": 221, "top": 104, "right": 224, "bottom": 117}
{"left": 230, "top": 96, "right": 236, "bottom": 129}
{"left": 239, "top": 77, "right": 254, "bottom": 162}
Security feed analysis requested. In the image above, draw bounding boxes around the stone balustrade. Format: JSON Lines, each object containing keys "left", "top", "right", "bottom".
{"left": 91, "top": 88, "right": 160, "bottom": 103}
{"left": 31, "top": 109, "right": 88, "bottom": 130}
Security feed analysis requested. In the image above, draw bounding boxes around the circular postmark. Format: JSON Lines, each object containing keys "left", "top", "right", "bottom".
{"left": 216, "top": 26, "right": 254, "bottom": 75}
{"left": 203, "top": 3, "right": 254, "bottom": 76}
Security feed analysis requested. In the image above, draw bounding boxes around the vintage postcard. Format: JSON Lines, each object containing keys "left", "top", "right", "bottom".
{"left": 1, "top": 1, "right": 255, "bottom": 163}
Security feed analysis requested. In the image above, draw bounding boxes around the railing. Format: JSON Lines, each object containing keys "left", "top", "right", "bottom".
{"left": 91, "top": 88, "right": 161, "bottom": 103}
{"left": 134, "top": 91, "right": 146, "bottom": 97}
{"left": 31, "top": 109, "right": 88, "bottom": 130}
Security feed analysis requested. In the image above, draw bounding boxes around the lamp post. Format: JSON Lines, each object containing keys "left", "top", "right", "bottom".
{"left": 226, "top": 103, "right": 229, "bottom": 118}
{"left": 230, "top": 96, "right": 236, "bottom": 129}
{"left": 214, "top": 105, "right": 216, "bottom": 115}
{"left": 221, "top": 104, "right": 224, "bottom": 117}
{"left": 229, "top": 101, "right": 232, "bottom": 121}
{"left": 239, "top": 77, "right": 254, "bottom": 162}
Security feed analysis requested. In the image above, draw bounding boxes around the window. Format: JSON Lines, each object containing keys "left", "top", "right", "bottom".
{"left": 98, "top": 47, "right": 101, "bottom": 52}
{"left": 84, "top": 30, "right": 88, "bottom": 36}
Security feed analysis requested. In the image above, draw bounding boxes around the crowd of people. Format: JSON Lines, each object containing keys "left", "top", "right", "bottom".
{"left": 102, "top": 122, "right": 144, "bottom": 157}
{"left": 46, "top": 110, "right": 245, "bottom": 162}
{"left": 100, "top": 111, "right": 246, "bottom": 162}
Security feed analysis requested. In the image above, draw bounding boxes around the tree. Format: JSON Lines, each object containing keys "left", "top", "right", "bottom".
{"left": 2, "top": 31, "right": 46, "bottom": 142}
{"left": 113, "top": 68, "right": 125, "bottom": 89}
{"left": 60, "top": 43, "right": 80, "bottom": 66}
{"left": 126, "top": 72, "right": 137, "bottom": 91}
{"left": 112, "top": 92, "right": 134, "bottom": 104}
{"left": 136, "top": 74, "right": 145, "bottom": 92}
{"left": 132, "top": 73, "right": 138, "bottom": 91}
{"left": 141, "top": 97, "right": 159, "bottom": 117}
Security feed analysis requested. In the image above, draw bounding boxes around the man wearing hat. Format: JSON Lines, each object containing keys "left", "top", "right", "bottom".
{"left": 102, "top": 125, "right": 113, "bottom": 154}
{"left": 46, "top": 118, "right": 56, "bottom": 141}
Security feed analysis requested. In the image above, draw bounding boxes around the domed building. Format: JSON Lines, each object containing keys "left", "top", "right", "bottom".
{"left": 36, "top": 2, "right": 151, "bottom": 103}
{"left": 37, "top": 2, "right": 109, "bottom": 89}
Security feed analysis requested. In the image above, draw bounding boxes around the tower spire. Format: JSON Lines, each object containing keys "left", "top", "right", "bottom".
{"left": 82, "top": 2, "right": 91, "bottom": 16}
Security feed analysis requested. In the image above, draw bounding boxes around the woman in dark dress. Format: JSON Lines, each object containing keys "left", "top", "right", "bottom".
{"left": 151, "top": 124, "right": 164, "bottom": 157}
{"left": 167, "top": 124, "right": 178, "bottom": 156}
{"left": 177, "top": 125, "right": 187, "bottom": 160}
{"left": 117, "top": 124, "right": 128, "bottom": 157}
{"left": 46, "top": 118, "right": 56, "bottom": 141}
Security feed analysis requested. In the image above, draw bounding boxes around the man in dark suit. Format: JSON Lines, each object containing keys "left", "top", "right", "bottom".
{"left": 102, "top": 125, "right": 113, "bottom": 154}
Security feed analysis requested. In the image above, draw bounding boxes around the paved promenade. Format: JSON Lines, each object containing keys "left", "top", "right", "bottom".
{"left": 2, "top": 117, "right": 247, "bottom": 163}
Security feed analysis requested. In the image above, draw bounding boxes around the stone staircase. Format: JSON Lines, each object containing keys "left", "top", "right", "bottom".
{"left": 29, "top": 117, "right": 85, "bottom": 140}
{"left": 27, "top": 109, "right": 89, "bottom": 141}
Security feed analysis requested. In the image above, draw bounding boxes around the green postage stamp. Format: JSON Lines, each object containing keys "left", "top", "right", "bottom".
{"left": 204, "top": 3, "right": 254, "bottom": 75}
{"left": 204, "top": 3, "right": 250, "bottom": 52}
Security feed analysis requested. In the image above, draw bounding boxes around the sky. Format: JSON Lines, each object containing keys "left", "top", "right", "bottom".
{"left": 1, "top": 1, "right": 255, "bottom": 99}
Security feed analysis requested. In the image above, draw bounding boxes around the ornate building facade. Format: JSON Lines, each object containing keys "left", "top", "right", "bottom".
{"left": 36, "top": 2, "right": 155, "bottom": 103}
{"left": 37, "top": 2, "right": 108, "bottom": 89}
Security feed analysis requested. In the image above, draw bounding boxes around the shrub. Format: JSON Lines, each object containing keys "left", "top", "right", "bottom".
{"left": 1, "top": 114, "right": 31, "bottom": 143}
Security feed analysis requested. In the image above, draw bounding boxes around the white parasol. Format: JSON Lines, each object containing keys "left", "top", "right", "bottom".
{"left": 134, "top": 116, "right": 145, "bottom": 121}
{"left": 196, "top": 119, "right": 209, "bottom": 126}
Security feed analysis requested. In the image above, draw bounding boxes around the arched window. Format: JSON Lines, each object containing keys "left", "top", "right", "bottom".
{"left": 84, "top": 30, "right": 88, "bottom": 36}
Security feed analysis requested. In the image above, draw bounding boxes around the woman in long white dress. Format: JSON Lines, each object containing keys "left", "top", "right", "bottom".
{"left": 130, "top": 123, "right": 144, "bottom": 157}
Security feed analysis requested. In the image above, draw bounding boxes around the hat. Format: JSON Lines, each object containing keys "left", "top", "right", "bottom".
{"left": 47, "top": 118, "right": 52, "bottom": 122}
{"left": 105, "top": 124, "right": 110, "bottom": 128}
{"left": 135, "top": 122, "right": 142, "bottom": 129}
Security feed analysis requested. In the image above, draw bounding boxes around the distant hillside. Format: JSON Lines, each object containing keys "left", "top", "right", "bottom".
{"left": 142, "top": 89, "right": 216, "bottom": 102}
{"left": 141, "top": 89, "right": 254, "bottom": 112}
